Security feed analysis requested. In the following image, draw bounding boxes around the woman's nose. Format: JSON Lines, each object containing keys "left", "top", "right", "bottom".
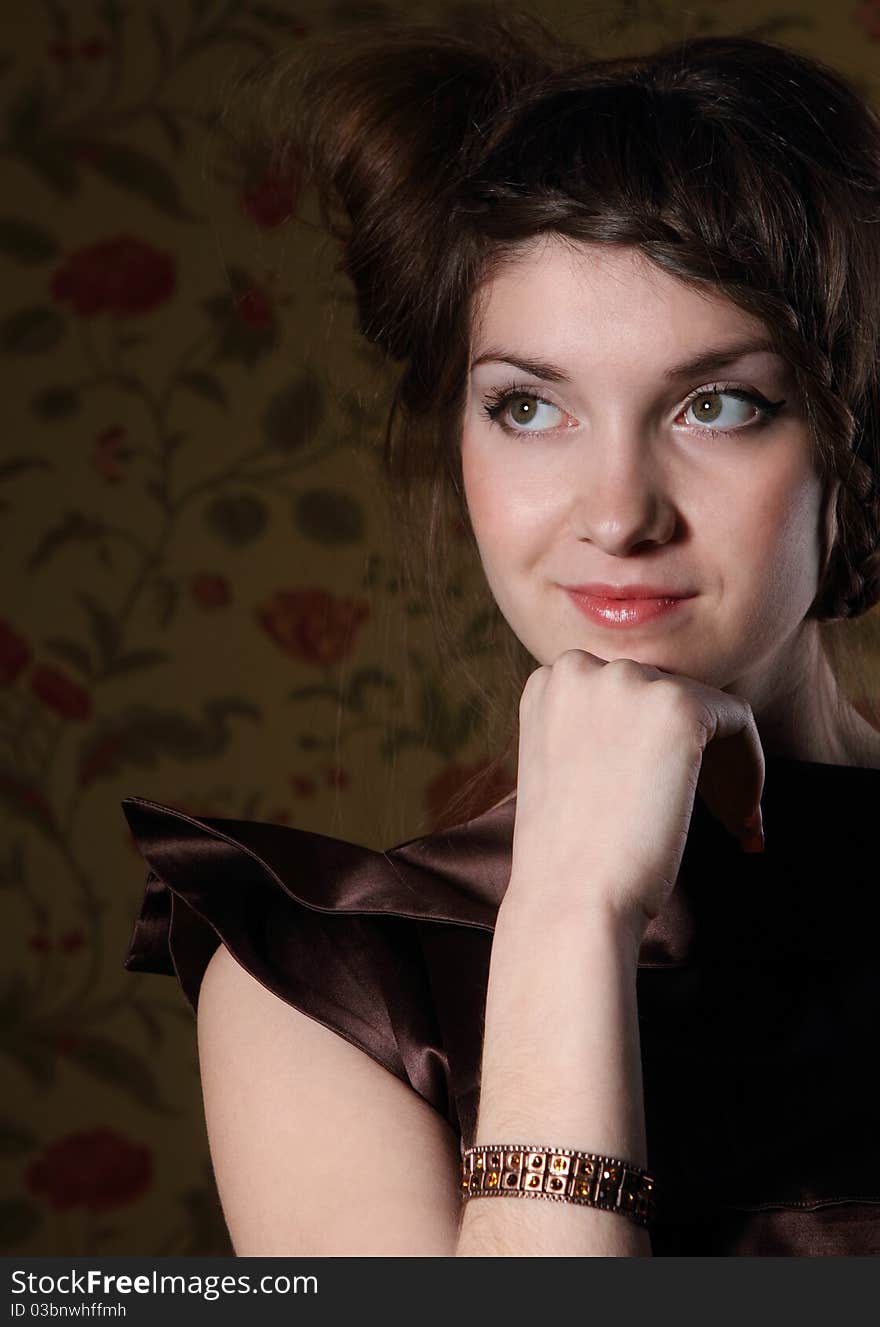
{"left": 571, "top": 434, "right": 679, "bottom": 555}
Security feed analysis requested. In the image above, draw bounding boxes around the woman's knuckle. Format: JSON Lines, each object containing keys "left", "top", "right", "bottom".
{"left": 554, "top": 647, "right": 588, "bottom": 670}
{"left": 602, "top": 656, "right": 643, "bottom": 683}
{"left": 654, "top": 681, "right": 700, "bottom": 728}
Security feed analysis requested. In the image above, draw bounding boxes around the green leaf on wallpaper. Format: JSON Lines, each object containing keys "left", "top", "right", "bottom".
{"left": 294, "top": 488, "right": 365, "bottom": 546}
{"left": 16, "top": 139, "right": 80, "bottom": 195}
{"left": 0, "top": 1117, "right": 39, "bottom": 1157}
{"left": 151, "top": 106, "right": 184, "bottom": 155}
{"left": 64, "top": 1032, "right": 179, "bottom": 1115}
{"left": 85, "top": 141, "right": 199, "bottom": 223}
{"left": 415, "top": 688, "right": 481, "bottom": 756}
{"left": 28, "top": 510, "right": 106, "bottom": 571}
{"left": 77, "top": 698, "right": 261, "bottom": 786}
{"left": 96, "top": 0, "right": 126, "bottom": 37}
{"left": 116, "top": 331, "right": 149, "bottom": 350}
{"left": 0, "top": 978, "right": 54, "bottom": 1085}
{"left": 201, "top": 265, "right": 280, "bottom": 368}
{"left": 151, "top": 574, "right": 179, "bottom": 629}
{"left": 0, "top": 306, "right": 66, "bottom": 355}
{"left": 449, "top": 698, "right": 483, "bottom": 748}
{"left": 6, "top": 80, "right": 80, "bottom": 195}
{"left": 288, "top": 684, "right": 342, "bottom": 704}
{"left": 5, "top": 80, "right": 51, "bottom": 142}
{"left": 102, "top": 648, "right": 171, "bottom": 680}
{"left": 31, "top": 384, "right": 80, "bottom": 419}
{"left": 179, "top": 369, "right": 227, "bottom": 407}
{"left": 76, "top": 591, "right": 119, "bottom": 669}
{"left": 215, "top": 317, "right": 278, "bottom": 367}
{"left": 149, "top": 7, "right": 174, "bottom": 67}
{"left": 0, "top": 217, "right": 59, "bottom": 264}
{"left": 144, "top": 478, "right": 170, "bottom": 507}
{"left": 344, "top": 665, "right": 397, "bottom": 712}
{"left": 0, "top": 770, "right": 57, "bottom": 837}
{"left": 380, "top": 725, "right": 424, "bottom": 758}
{"left": 418, "top": 678, "right": 453, "bottom": 740}
{"left": 44, "top": 636, "right": 95, "bottom": 681}
{"left": 212, "top": 310, "right": 279, "bottom": 368}
{"left": 204, "top": 492, "right": 268, "bottom": 546}
{"left": 261, "top": 376, "right": 324, "bottom": 451}
{"left": 0, "top": 455, "right": 52, "bottom": 482}
{"left": 0, "top": 838, "right": 25, "bottom": 890}
{"left": 0, "top": 1198, "right": 43, "bottom": 1247}
{"left": 129, "top": 997, "right": 163, "bottom": 1049}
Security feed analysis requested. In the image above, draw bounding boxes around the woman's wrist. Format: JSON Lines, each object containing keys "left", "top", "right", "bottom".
{"left": 499, "top": 868, "right": 648, "bottom": 967}
{"left": 479, "top": 882, "right": 649, "bottom": 1165}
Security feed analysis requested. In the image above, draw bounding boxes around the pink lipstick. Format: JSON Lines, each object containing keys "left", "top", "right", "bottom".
{"left": 564, "top": 586, "right": 695, "bottom": 628}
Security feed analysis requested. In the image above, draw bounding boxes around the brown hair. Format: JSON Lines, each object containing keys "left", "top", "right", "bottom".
{"left": 235, "top": 7, "right": 880, "bottom": 824}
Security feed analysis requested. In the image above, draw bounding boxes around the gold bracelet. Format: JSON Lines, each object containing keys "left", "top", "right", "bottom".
{"left": 461, "top": 1144, "right": 656, "bottom": 1227}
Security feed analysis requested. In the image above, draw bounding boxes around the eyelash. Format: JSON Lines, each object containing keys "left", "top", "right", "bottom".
{"left": 479, "top": 380, "right": 787, "bottom": 439}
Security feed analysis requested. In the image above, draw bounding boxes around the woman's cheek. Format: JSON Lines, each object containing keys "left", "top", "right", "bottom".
{"left": 461, "top": 442, "right": 520, "bottom": 549}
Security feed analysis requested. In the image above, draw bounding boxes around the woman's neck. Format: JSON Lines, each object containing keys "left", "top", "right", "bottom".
{"left": 745, "top": 627, "right": 880, "bottom": 770}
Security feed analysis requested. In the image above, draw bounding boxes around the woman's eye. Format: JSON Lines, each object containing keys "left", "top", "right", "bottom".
{"left": 480, "top": 383, "right": 785, "bottom": 439}
{"left": 480, "top": 389, "right": 565, "bottom": 435}
{"left": 679, "top": 388, "right": 782, "bottom": 433}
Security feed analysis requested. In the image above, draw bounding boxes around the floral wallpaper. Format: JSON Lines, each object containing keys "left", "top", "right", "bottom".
{"left": 1, "top": 0, "right": 878, "bottom": 1258}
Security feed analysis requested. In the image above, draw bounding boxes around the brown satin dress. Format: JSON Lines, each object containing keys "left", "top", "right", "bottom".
{"left": 121, "top": 752, "right": 880, "bottom": 1256}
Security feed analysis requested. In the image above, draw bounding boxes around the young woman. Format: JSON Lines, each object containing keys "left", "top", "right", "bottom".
{"left": 122, "top": 12, "right": 880, "bottom": 1257}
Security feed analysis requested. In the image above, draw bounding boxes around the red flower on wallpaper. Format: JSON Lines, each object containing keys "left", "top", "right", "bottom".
{"left": 854, "top": 0, "right": 880, "bottom": 38}
{"left": 191, "top": 573, "right": 231, "bottom": 609}
{"left": 48, "top": 37, "right": 108, "bottom": 62}
{"left": 78, "top": 730, "right": 125, "bottom": 788}
{"left": 0, "top": 619, "right": 31, "bottom": 685}
{"left": 240, "top": 147, "right": 304, "bottom": 229}
{"left": 235, "top": 285, "right": 274, "bottom": 327}
{"left": 93, "top": 425, "right": 134, "bottom": 483}
{"left": 30, "top": 665, "right": 93, "bottom": 721}
{"left": 25, "top": 1128, "right": 153, "bottom": 1212}
{"left": 26, "top": 931, "right": 87, "bottom": 953}
{"left": 47, "top": 42, "right": 72, "bottom": 63}
{"left": 59, "top": 929, "right": 87, "bottom": 952}
{"left": 0, "top": 773, "right": 56, "bottom": 829}
{"left": 50, "top": 235, "right": 176, "bottom": 318}
{"left": 257, "top": 588, "right": 370, "bottom": 666}
{"left": 79, "top": 37, "right": 109, "bottom": 60}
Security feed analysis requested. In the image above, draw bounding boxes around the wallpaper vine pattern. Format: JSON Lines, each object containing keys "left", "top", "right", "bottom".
{"left": 1, "top": 0, "right": 877, "bottom": 1257}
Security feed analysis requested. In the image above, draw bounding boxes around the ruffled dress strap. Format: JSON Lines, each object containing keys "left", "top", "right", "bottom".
{"left": 121, "top": 796, "right": 458, "bottom": 1129}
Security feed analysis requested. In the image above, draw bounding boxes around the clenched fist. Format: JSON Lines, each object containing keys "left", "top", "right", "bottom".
{"left": 507, "top": 649, "right": 766, "bottom": 938}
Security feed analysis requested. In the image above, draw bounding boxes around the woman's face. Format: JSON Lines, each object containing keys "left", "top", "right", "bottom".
{"left": 461, "top": 236, "right": 833, "bottom": 700}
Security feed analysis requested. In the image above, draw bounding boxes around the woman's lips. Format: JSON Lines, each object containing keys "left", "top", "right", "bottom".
{"left": 564, "top": 588, "right": 695, "bottom": 627}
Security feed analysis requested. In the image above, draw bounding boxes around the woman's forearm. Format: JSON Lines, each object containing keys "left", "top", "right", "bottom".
{"left": 455, "top": 886, "right": 651, "bottom": 1257}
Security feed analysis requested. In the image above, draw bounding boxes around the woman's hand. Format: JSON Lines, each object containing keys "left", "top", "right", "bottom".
{"left": 507, "top": 649, "right": 766, "bottom": 938}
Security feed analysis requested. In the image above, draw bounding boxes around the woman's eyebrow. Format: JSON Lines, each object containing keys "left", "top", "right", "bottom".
{"left": 469, "top": 337, "right": 781, "bottom": 383}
